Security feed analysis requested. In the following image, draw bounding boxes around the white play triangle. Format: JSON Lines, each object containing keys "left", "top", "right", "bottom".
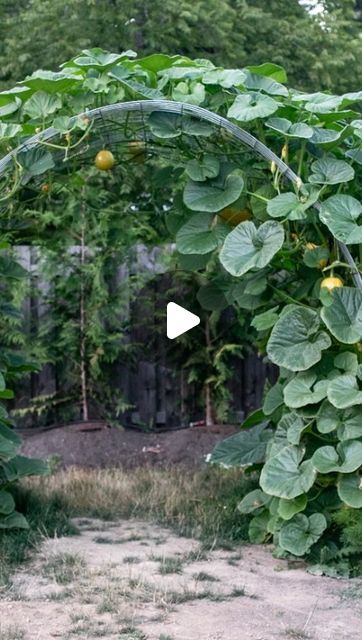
{"left": 167, "top": 302, "right": 200, "bottom": 339}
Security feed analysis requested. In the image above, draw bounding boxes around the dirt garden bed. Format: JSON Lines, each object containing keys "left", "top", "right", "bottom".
{"left": 20, "top": 424, "right": 238, "bottom": 468}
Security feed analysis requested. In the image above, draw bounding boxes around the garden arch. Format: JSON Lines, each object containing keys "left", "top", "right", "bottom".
{"left": 0, "top": 100, "right": 360, "bottom": 288}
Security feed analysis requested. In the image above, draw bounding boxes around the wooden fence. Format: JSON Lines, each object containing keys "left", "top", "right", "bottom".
{"left": 13, "top": 246, "right": 278, "bottom": 430}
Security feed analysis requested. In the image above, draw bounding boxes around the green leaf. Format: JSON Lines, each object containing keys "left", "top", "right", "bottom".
{"left": 251, "top": 308, "right": 279, "bottom": 331}
{"left": 0, "top": 123, "right": 22, "bottom": 139}
{"left": 0, "top": 433, "right": 18, "bottom": 460}
{"left": 279, "top": 513, "right": 327, "bottom": 556}
{"left": 267, "top": 188, "right": 319, "bottom": 221}
{"left": 321, "top": 288, "right": 362, "bottom": 344}
{"left": 18, "top": 147, "right": 55, "bottom": 177}
{"left": 176, "top": 213, "right": 226, "bottom": 255}
{"left": 148, "top": 111, "right": 213, "bottom": 138}
{"left": 309, "top": 158, "right": 354, "bottom": 185}
{"left": 23, "top": 91, "right": 62, "bottom": 120}
{"left": 202, "top": 68, "right": 246, "bottom": 88}
{"left": 172, "top": 81, "right": 205, "bottom": 105}
{"left": 338, "top": 406, "right": 362, "bottom": 440}
{"left": 266, "top": 117, "right": 313, "bottom": 139}
{"left": 63, "top": 48, "right": 136, "bottom": 69}
{"left": 3, "top": 455, "right": 49, "bottom": 482}
{"left": 238, "top": 489, "right": 267, "bottom": 514}
{"left": 278, "top": 495, "right": 307, "bottom": 521}
{"left": 0, "top": 490, "right": 15, "bottom": 515}
{"left": 267, "top": 307, "right": 331, "bottom": 372}
{"left": 260, "top": 445, "right": 316, "bottom": 499}
{"left": 20, "top": 70, "right": 81, "bottom": 93}
{"left": 243, "top": 72, "right": 288, "bottom": 97}
{"left": 246, "top": 63, "right": 287, "bottom": 83}
{"left": 303, "top": 246, "right": 329, "bottom": 269}
{"left": 185, "top": 155, "right": 220, "bottom": 182}
{"left": 263, "top": 382, "right": 284, "bottom": 416}
{"left": 220, "top": 220, "right": 284, "bottom": 277}
{"left": 0, "top": 256, "right": 27, "bottom": 280}
{"left": 327, "top": 374, "right": 362, "bottom": 409}
{"left": 197, "top": 282, "right": 229, "bottom": 311}
{"left": 183, "top": 175, "right": 244, "bottom": 213}
{"left": 303, "top": 93, "right": 342, "bottom": 114}
{"left": 319, "top": 195, "right": 362, "bottom": 244}
{"left": 208, "top": 423, "right": 272, "bottom": 468}
{"left": 0, "top": 511, "right": 29, "bottom": 530}
{"left": 248, "top": 511, "right": 270, "bottom": 543}
{"left": 316, "top": 400, "right": 340, "bottom": 434}
{"left": 310, "top": 127, "right": 342, "bottom": 144}
{"left": 227, "top": 92, "right": 278, "bottom": 122}
{"left": 283, "top": 372, "right": 328, "bottom": 409}
{"left": 312, "top": 440, "right": 362, "bottom": 474}
{"left": 337, "top": 474, "right": 362, "bottom": 508}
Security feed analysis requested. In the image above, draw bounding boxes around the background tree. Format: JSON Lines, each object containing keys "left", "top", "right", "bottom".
{"left": 1, "top": 0, "right": 361, "bottom": 92}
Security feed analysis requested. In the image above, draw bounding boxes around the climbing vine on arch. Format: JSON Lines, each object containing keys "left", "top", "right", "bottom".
{"left": 0, "top": 49, "right": 361, "bottom": 567}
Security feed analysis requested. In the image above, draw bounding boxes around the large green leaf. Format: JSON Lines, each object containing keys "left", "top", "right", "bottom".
{"left": 283, "top": 372, "right": 328, "bottom": 409}
{"left": 238, "top": 489, "right": 267, "bottom": 514}
{"left": 148, "top": 111, "right": 213, "bottom": 138}
{"left": 183, "top": 175, "right": 244, "bottom": 212}
{"left": 260, "top": 445, "right": 316, "bottom": 499}
{"left": 321, "top": 288, "right": 362, "bottom": 344}
{"left": 267, "top": 189, "right": 319, "bottom": 221}
{"left": 251, "top": 307, "right": 279, "bottom": 331}
{"left": 0, "top": 511, "right": 29, "bottom": 530}
{"left": 316, "top": 400, "right": 341, "bottom": 434}
{"left": 23, "top": 91, "right": 62, "bottom": 119}
{"left": 309, "top": 158, "right": 354, "bottom": 185}
{"left": 338, "top": 406, "right": 362, "bottom": 440}
{"left": 266, "top": 117, "right": 313, "bottom": 139}
{"left": 0, "top": 490, "right": 15, "bottom": 515}
{"left": 3, "top": 455, "right": 49, "bottom": 482}
{"left": 227, "top": 92, "right": 278, "bottom": 122}
{"left": 267, "top": 307, "right": 331, "bottom": 371}
{"left": 337, "top": 474, "right": 362, "bottom": 508}
{"left": 279, "top": 513, "right": 327, "bottom": 556}
{"left": 176, "top": 213, "right": 227, "bottom": 254}
{"left": 196, "top": 281, "right": 229, "bottom": 311}
{"left": 202, "top": 68, "right": 246, "bottom": 88}
{"left": 219, "top": 220, "right": 284, "bottom": 277}
{"left": 312, "top": 440, "right": 362, "bottom": 474}
{"left": 185, "top": 155, "right": 220, "bottom": 182}
{"left": 278, "top": 494, "right": 307, "bottom": 520}
{"left": 263, "top": 382, "right": 284, "bottom": 416}
{"left": 319, "top": 195, "right": 362, "bottom": 244}
{"left": 18, "top": 147, "right": 55, "bottom": 177}
{"left": 246, "top": 63, "right": 287, "bottom": 83}
{"left": 208, "top": 423, "right": 272, "bottom": 468}
{"left": 248, "top": 512, "right": 270, "bottom": 543}
{"left": 20, "top": 70, "right": 82, "bottom": 93}
{"left": 243, "top": 72, "right": 288, "bottom": 97}
{"left": 327, "top": 374, "right": 362, "bottom": 409}
{"left": 63, "top": 48, "right": 136, "bottom": 69}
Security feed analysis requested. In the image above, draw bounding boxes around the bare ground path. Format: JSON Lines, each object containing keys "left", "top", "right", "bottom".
{"left": 1, "top": 518, "right": 361, "bottom": 640}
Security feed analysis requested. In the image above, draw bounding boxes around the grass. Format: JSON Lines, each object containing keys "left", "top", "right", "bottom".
{"left": 157, "top": 556, "right": 184, "bottom": 575}
{"left": 0, "top": 466, "right": 253, "bottom": 586}
{"left": 193, "top": 571, "right": 220, "bottom": 582}
{"left": 0, "top": 627, "right": 25, "bottom": 640}
{"left": 41, "top": 552, "right": 86, "bottom": 584}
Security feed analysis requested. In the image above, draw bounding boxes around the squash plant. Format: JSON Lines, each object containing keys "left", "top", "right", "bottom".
{"left": 0, "top": 49, "right": 361, "bottom": 551}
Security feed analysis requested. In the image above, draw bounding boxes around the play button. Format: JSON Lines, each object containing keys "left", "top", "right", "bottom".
{"left": 167, "top": 302, "right": 200, "bottom": 339}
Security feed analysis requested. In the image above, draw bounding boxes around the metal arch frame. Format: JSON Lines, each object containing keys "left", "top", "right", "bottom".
{"left": 1, "top": 99, "right": 361, "bottom": 288}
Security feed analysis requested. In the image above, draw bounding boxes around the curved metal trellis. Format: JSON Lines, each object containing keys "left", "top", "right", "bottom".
{"left": 1, "top": 99, "right": 361, "bottom": 288}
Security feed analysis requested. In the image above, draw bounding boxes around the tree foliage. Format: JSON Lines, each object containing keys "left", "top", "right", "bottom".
{"left": 0, "top": 0, "right": 361, "bottom": 92}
